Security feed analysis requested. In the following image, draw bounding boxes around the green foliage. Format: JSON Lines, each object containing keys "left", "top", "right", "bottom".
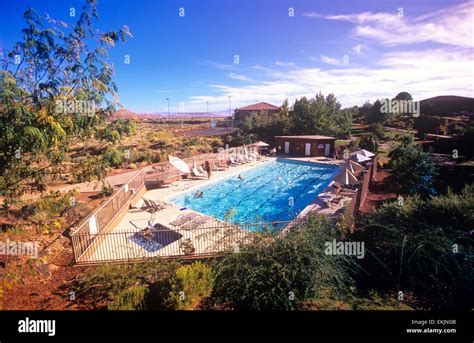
{"left": 73, "top": 261, "right": 178, "bottom": 309}
{"left": 239, "top": 94, "right": 352, "bottom": 143}
{"left": 107, "top": 285, "right": 149, "bottom": 310}
{"left": 358, "top": 134, "right": 378, "bottom": 153}
{"left": 168, "top": 262, "right": 214, "bottom": 310}
{"left": 102, "top": 147, "right": 124, "bottom": 167}
{"left": 388, "top": 141, "right": 437, "bottom": 196}
{"left": 0, "top": 0, "right": 132, "bottom": 197}
{"left": 290, "top": 93, "right": 351, "bottom": 139}
{"left": 393, "top": 92, "right": 413, "bottom": 101}
{"left": 99, "top": 181, "right": 113, "bottom": 197}
{"left": 210, "top": 216, "right": 353, "bottom": 310}
{"left": 354, "top": 185, "right": 474, "bottom": 310}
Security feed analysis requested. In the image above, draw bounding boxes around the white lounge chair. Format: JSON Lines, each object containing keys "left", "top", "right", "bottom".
{"left": 229, "top": 156, "right": 242, "bottom": 166}
{"left": 198, "top": 165, "right": 209, "bottom": 178}
{"left": 236, "top": 155, "right": 247, "bottom": 163}
{"left": 212, "top": 162, "right": 226, "bottom": 171}
{"left": 192, "top": 167, "right": 207, "bottom": 178}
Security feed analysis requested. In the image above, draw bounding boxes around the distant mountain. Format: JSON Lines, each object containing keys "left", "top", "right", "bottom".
{"left": 420, "top": 95, "right": 474, "bottom": 116}
{"left": 113, "top": 108, "right": 230, "bottom": 119}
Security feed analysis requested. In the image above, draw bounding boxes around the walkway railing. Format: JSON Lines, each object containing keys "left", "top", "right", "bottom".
{"left": 70, "top": 169, "right": 146, "bottom": 261}
{"left": 72, "top": 220, "right": 291, "bottom": 265}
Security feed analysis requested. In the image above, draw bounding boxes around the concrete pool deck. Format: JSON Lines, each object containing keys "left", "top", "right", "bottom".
{"left": 83, "top": 156, "right": 351, "bottom": 262}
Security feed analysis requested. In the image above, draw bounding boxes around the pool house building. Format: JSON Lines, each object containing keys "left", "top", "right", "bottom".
{"left": 275, "top": 135, "right": 336, "bottom": 157}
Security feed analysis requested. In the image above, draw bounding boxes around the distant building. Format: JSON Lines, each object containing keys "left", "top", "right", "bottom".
{"left": 234, "top": 102, "right": 279, "bottom": 121}
{"left": 275, "top": 135, "right": 336, "bottom": 157}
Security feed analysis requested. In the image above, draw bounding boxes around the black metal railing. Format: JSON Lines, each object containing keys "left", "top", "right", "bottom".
{"left": 72, "top": 220, "right": 291, "bottom": 265}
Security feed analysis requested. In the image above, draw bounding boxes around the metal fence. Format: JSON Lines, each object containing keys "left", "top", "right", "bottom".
{"left": 72, "top": 220, "right": 291, "bottom": 265}
{"left": 70, "top": 170, "right": 146, "bottom": 260}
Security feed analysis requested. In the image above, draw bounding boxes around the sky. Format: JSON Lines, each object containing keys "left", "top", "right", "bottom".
{"left": 0, "top": 0, "right": 473, "bottom": 113}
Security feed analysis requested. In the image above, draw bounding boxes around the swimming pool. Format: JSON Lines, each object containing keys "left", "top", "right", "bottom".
{"left": 168, "top": 159, "right": 339, "bottom": 224}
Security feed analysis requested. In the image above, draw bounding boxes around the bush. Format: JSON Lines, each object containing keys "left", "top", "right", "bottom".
{"left": 210, "top": 216, "right": 353, "bottom": 310}
{"left": 167, "top": 262, "right": 214, "bottom": 310}
{"left": 102, "top": 147, "right": 124, "bottom": 167}
{"left": 354, "top": 185, "right": 474, "bottom": 310}
{"left": 108, "top": 285, "right": 149, "bottom": 310}
{"left": 388, "top": 142, "right": 437, "bottom": 196}
{"left": 358, "top": 134, "right": 378, "bottom": 153}
{"left": 73, "top": 261, "right": 178, "bottom": 310}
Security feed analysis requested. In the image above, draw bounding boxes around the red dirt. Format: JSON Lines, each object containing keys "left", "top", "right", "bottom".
{"left": 359, "top": 169, "right": 397, "bottom": 214}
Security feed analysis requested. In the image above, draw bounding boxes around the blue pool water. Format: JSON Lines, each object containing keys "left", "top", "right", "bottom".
{"left": 168, "top": 159, "right": 339, "bottom": 224}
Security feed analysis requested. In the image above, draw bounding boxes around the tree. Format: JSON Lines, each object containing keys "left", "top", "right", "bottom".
{"left": 393, "top": 92, "right": 413, "bottom": 101}
{"left": 388, "top": 142, "right": 437, "bottom": 196}
{"left": 359, "top": 134, "right": 378, "bottom": 153}
{"left": 290, "top": 92, "right": 350, "bottom": 138}
{"left": 0, "top": 0, "right": 132, "bottom": 198}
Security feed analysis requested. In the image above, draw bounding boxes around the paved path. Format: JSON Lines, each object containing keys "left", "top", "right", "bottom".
{"left": 57, "top": 170, "right": 141, "bottom": 193}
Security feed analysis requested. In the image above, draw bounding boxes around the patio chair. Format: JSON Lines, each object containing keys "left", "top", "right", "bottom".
{"left": 198, "top": 165, "right": 209, "bottom": 177}
{"left": 212, "top": 162, "right": 226, "bottom": 171}
{"left": 169, "top": 212, "right": 200, "bottom": 226}
{"left": 180, "top": 215, "right": 211, "bottom": 230}
{"left": 192, "top": 167, "right": 207, "bottom": 178}
{"left": 236, "top": 155, "right": 247, "bottom": 163}
{"left": 229, "top": 156, "right": 242, "bottom": 166}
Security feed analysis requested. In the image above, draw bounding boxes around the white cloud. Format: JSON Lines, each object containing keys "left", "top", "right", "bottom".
{"left": 303, "top": 1, "right": 474, "bottom": 47}
{"left": 188, "top": 48, "right": 473, "bottom": 110}
{"left": 353, "top": 44, "right": 364, "bottom": 54}
{"left": 275, "top": 61, "right": 295, "bottom": 67}
{"left": 319, "top": 55, "right": 344, "bottom": 65}
{"left": 227, "top": 72, "right": 252, "bottom": 81}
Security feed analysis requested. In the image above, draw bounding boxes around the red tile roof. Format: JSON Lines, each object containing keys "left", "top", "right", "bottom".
{"left": 236, "top": 102, "right": 279, "bottom": 111}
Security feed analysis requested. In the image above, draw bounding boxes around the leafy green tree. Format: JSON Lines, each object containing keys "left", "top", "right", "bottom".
{"left": 0, "top": 0, "right": 132, "bottom": 199}
{"left": 388, "top": 141, "right": 437, "bottom": 196}
{"left": 393, "top": 92, "right": 413, "bottom": 101}
{"left": 290, "top": 93, "right": 350, "bottom": 138}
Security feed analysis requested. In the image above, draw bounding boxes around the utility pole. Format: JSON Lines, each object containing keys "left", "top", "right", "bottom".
{"left": 166, "top": 98, "right": 170, "bottom": 128}
{"left": 228, "top": 95, "right": 232, "bottom": 128}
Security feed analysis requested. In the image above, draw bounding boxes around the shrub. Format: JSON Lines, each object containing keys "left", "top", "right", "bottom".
{"left": 354, "top": 185, "right": 474, "bottom": 310}
{"left": 107, "top": 285, "right": 149, "bottom": 310}
{"left": 358, "top": 134, "right": 378, "bottom": 153}
{"left": 388, "top": 142, "right": 437, "bottom": 196}
{"left": 102, "top": 147, "right": 124, "bottom": 167}
{"left": 73, "top": 261, "right": 178, "bottom": 310}
{"left": 99, "top": 181, "right": 113, "bottom": 197}
{"left": 210, "top": 216, "right": 353, "bottom": 310}
{"left": 167, "top": 262, "right": 214, "bottom": 310}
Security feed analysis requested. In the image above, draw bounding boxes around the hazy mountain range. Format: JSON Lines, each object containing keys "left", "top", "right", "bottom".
{"left": 113, "top": 108, "right": 231, "bottom": 119}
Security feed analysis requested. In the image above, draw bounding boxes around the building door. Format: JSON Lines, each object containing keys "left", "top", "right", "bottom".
{"left": 305, "top": 143, "right": 311, "bottom": 156}
{"left": 324, "top": 144, "right": 331, "bottom": 157}
{"left": 284, "top": 141, "right": 290, "bottom": 154}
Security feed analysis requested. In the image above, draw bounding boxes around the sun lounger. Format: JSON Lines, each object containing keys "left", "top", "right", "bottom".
{"left": 192, "top": 167, "right": 207, "bottom": 178}
{"left": 169, "top": 212, "right": 199, "bottom": 226}
{"left": 180, "top": 215, "right": 210, "bottom": 230}
{"left": 198, "top": 165, "right": 208, "bottom": 177}
{"left": 229, "top": 156, "right": 242, "bottom": 166}
{"left": 212, "top": 162, "right": 226, "bottom": 171}
{"left": 236, "top": 155, "right": 247, "bottom": 163}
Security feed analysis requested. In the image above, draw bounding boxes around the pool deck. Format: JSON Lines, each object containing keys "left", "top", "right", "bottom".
{"left": 84, "top": 156, "right": 351, "bottom": 262}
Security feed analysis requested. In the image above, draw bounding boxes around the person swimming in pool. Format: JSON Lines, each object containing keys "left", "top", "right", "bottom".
{"left": 194, "top": 190, "right": 204, "bottom": 198}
